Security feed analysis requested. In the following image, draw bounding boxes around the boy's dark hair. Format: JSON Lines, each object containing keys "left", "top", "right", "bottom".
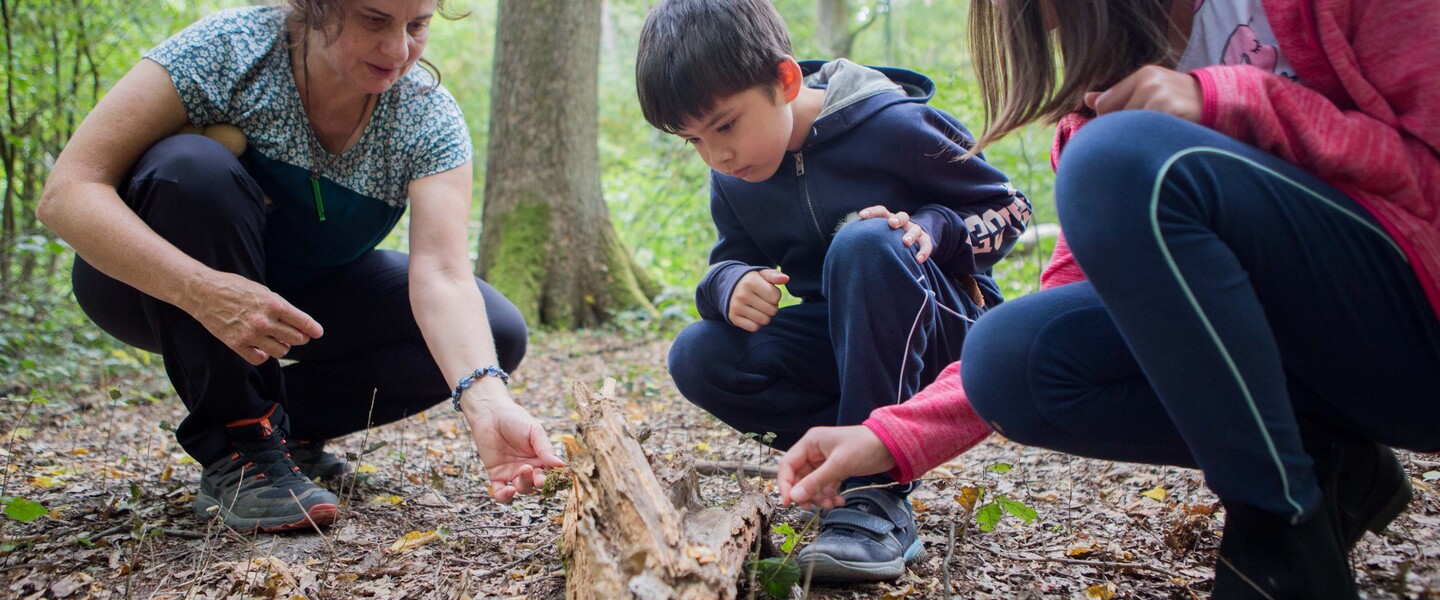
{"left": 636, "top": 0, "right": 793, "bottom": 134}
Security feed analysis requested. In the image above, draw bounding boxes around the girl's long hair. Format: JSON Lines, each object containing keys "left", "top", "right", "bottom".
{"left": 969, "top": 0, "right": 1177, "bottom": 153}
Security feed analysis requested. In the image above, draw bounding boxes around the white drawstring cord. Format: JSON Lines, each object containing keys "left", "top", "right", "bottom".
{"left": 893, "top": 274, "right": 976, "bottom": 405}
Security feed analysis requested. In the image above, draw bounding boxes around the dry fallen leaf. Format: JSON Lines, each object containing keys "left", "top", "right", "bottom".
{"left": 389, "top": 530, "right": 441, "bottom": 553}
{"left": 1141, "top": 486, "right": 1167, "bottom": 501}
{"left": 879, "top": 583, "right": 914, "bottom": 599}
{"left": 1085, "top": 582, "right": 1117, "bottom": 599}
{"left": 955, "top": 486, "right": 981, "bottom": 511}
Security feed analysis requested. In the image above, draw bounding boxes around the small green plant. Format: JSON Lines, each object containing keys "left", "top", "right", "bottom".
{"left": 962, "top": 462, "right": 1039, "bottom": 533}
{"left": 748, "top": 520, "right": 809, "bottom": 598}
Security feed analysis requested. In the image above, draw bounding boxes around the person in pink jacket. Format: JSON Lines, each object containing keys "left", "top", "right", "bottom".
{"left": 779, "top": 0, "right": 1439, "bottom": 597}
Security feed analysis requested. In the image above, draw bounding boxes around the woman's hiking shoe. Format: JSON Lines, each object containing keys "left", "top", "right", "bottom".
{"left": 1211, "top": 500, "right": 1356, "bottom": 599}
{"left": 193, "top": 409, "right": 339, "bottom": 533}
{"left": 286, "top": 439, "right": 353, "bottom": 483}
{"left": 796, "top": 488, "right": 925, "bottom": 583}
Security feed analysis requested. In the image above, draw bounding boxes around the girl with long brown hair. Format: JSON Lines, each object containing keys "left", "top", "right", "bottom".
{"left": 779, "top": 1, "right": 1439, "bottom": 596}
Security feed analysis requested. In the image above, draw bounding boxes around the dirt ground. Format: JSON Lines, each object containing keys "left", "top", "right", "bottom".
{"left": 2, "top": 330, "right": 1436, "bottom": 599}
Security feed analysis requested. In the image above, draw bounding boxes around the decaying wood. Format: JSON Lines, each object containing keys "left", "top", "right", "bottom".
{"left": 561, "top": 380, "right": 774, "bottom": 600}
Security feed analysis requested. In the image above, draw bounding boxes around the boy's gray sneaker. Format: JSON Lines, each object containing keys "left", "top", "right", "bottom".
{"left": 286, "top": 439, "right": 352, "bottom": 483}
{"left": 194, "top": 410, "right": 339, "bottom": 533}
{"left": 797, "top": 488, "right": 925, "bottom": 583}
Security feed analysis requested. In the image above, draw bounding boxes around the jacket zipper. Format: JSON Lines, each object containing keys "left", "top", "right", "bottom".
{"left": 794, "top": 151, "right": 826, "bottom": 240}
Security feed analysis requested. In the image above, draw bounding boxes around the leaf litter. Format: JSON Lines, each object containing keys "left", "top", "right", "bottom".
{"left": 0, "top": 329, "right": 1435, "bottom": 598}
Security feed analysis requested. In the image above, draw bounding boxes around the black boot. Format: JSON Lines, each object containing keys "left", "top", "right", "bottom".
{"left": 1304, "top": 425, "right": 1412, "bottom": 549}
{"left": 1211, "top": 500, "right": 1356, "bottom": 599}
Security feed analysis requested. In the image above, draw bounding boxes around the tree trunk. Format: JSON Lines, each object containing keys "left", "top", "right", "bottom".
{"left": 562, "top": 380, "right": 774, "bottom": 600}
{"left": 816, "top": 0, "right": 852, "bottom": 59}
{"left": 479, "top": 0, "right": 657, "bottom": 329}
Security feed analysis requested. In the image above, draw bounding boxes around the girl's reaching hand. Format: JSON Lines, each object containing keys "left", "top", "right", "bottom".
{"left": 777, "top": 425, "right": 898, "bottom": 510}
{"left": 1084, "top": 65, "right": 1203, "bottom": 122}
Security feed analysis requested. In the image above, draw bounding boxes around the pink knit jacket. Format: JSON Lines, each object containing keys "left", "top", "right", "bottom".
{"left": 864, "top": 0, "right": 1440, "bottom": 483}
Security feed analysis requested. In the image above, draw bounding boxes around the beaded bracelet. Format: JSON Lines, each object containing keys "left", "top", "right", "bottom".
{"left": 450, "top": 365, "right": 510, "bottom": 411}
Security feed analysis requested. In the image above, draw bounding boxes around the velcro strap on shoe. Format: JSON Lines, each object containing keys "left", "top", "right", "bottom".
{"left": 821, "top": 507, "right": 896, "bottom": 536}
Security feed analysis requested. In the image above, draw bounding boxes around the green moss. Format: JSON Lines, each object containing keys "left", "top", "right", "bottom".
{"left": 602, "top": 228, "right": 659, "bottom": 320}
{"left": 484, "top": 202, "right": 550, "bottom": 327}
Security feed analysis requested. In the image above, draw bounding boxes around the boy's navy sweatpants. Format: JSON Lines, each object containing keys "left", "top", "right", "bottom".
{"left": 70, "top": 135, "right": 528, "bottom": 467}
{"left": 962, "top": 112, "right": 1440, "bottom": 522}
{"left": 668, "top": 217, "right": 996, "bottom": 493}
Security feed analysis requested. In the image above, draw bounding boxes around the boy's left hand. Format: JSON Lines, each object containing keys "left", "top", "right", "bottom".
{"left": 860, "top": 205, "right": 932, "bottom": 264}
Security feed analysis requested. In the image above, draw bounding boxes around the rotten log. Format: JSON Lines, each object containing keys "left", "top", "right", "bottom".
{"left": 561, "top": 380, "right": 774, "bottom": 600}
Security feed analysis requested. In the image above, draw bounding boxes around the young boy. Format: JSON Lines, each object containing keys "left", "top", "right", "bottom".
{"left": 636, "top": 0, "right": 1030, "bottom": 583}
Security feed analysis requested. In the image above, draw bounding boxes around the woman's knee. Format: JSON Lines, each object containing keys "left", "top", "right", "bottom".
{"left": 129, "top": 135, "right": 264, "bottom": 222}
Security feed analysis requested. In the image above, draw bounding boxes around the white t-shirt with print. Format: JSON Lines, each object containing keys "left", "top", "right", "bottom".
{"left": 1176, "top": 0, "right": 1297, "bottom": 80}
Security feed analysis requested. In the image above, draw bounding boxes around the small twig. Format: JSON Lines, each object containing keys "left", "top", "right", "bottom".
{"left": 0, "top": 561, "right": 53, "bottom": 573}
{"left": 941, "top": 520, "right": 957, "bottom": 599}
{"left": 88, "top": 524, "right": 131, "bottom": 541}
{"left": 695, "top": 460, "right": 778, "bottom": 480}
{"left": 470, "top": 533, "right": 560, "bottom": 579}
{"left": 1217, "top": 555, "right": 1277, "bottom": 600}
{"left": 158, "top": 529, "right": 205, "bottom": 540}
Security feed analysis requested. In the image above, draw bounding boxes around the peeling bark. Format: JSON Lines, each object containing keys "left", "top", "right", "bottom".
{"left": 561, "top": 381, "right": 773, "bottom": 600}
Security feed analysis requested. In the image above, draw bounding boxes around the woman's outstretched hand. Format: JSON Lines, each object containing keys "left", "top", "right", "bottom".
{"left": 1085, "top": 65, "right": 1203, "bottom": 122}
{"left": 778, "top": 425, "right": 898, "bottom": 510}
{"left": 465, "top": 397, "right": 566, "bottom": 503}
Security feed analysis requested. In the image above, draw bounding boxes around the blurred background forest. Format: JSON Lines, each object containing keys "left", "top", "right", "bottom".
{"left": 0, "top": 0, "right": 1056, "bottom": 399}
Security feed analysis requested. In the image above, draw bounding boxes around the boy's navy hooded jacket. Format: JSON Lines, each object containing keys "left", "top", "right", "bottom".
{"left": 696, "top": 59, "right": 1032, "bottom": 323}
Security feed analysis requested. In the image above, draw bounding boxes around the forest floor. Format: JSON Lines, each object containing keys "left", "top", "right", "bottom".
{"left": 1, "top": 329, "right": 1437, "bottom": 599}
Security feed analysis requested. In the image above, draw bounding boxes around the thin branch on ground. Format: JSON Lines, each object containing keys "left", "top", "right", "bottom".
{"left": 695, "top": 460, "right": 778, "bottom": 480}
{"left": 465, "top": 533, "right": 561, "bottom": 579}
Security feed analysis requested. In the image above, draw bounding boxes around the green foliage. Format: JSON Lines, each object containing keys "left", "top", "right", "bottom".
{"left": 750, "top": 557, "right": 802, "bottom": 597}
{"left": 1, "top": 495, "right": 45, "bottom": 523}
{"left": 974, "top": 501, "right": 1003, "bottom": 532}
{"left": 773, "top": 522, "right": 799, "bottom": 554}
{"left": 968, "top": 462, "right": 1039, "bottom": 533}
{"left": 0, "top": 1, "right": 229, "bottom": 395}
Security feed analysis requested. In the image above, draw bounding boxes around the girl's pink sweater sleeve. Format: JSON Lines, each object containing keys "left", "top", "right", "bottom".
{"left": 863, "top": 362, "right": 984, "bottom": 483}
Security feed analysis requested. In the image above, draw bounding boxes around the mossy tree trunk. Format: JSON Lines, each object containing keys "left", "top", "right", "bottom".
{"left": 479, "top": 0, "right": 657, "bottom": 329}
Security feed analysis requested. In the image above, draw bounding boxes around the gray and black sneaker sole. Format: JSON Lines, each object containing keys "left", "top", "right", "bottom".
{"left": 194, "top": 496, "right": 339, "bottom": 533}
{"left": 799, "top": 540, "right": 926, "bottom": 583}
